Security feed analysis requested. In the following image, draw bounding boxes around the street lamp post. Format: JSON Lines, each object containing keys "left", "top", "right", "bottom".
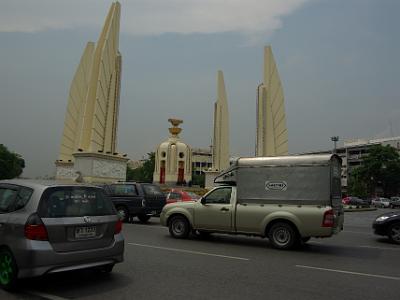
{"left": 331, "top": 136, "right": 339, "bottom": 153}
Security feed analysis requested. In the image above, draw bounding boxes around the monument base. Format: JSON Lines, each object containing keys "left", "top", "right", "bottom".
{"left": 204, "top": 170, "right": 221, "bottom": 189}
{"left": 56, "top": 152, "right": 129, "bottom": 183}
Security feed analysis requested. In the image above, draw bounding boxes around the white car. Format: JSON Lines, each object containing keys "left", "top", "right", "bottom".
{"left": 371, "top": 197, "right": 391, "bottom": 208}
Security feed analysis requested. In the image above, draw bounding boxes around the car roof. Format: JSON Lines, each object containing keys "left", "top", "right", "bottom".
{"left": 0, "top": 179, "right": 100, "bottom": 190}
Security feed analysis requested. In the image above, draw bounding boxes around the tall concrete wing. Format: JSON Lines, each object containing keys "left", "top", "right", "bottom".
{"left": 79, "top": 1, "right": 121, "bottom": 154}
{"left": 256, "top": 46, "right": 288, "bottom": 156}
{"left": 56, "top": 2, "right": 127, "bottom": 183}
{"left": 59, "top": 42, "right": 95, "bottom": 162}
{"left": 212, "top": 70, "right": 230, "bottom": 171}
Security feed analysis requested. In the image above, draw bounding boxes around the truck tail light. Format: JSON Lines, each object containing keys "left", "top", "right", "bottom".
{"left": 114, "top": 219, "right": 123, "bottom": 234}
{"left": 322, "top": 209, "right": 335, "bottom": 227}
{"left": 24, "top": 213, "right": 48, "bottom": 241}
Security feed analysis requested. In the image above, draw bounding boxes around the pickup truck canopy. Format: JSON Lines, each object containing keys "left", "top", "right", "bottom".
{"left": 215, "top": 154, "right": 341, "bottom": 205}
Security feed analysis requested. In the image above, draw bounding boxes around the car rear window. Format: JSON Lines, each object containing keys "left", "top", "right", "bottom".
{"left": 0, "top": 186, "right": 33, "bottom": 213}
{"left": 38, "top": 187, "right": 115, "bottom": 218}
{"left": 108, "top": 184, "right": 138, "bottom": 196}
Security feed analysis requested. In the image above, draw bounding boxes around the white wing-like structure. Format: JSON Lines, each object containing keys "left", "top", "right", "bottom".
{"left": 256, "top": 46, "right": 288, "bottom": 156}
{"left": 212, "top": 70, "right": 230, "bottom": 171}
{"left": 58, "top": 2, "right": 121, "bottom": 162}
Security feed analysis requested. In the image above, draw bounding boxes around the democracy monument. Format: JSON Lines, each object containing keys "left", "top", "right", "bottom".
{"left": 55, "top": 2, "right": 128, "bottom": 183}
{"left": 53, "top": 2, "right": 288, "bottom": 186}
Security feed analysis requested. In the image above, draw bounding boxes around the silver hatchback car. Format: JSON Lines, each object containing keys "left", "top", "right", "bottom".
{"left": 0, "top": 180, "right": 124, "bottom": 290}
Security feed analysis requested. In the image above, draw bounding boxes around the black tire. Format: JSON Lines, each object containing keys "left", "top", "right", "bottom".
{"left": 137, "top": 214, "right": 151, "bottom": 223}
{"left": 116, "top": 206, "right": 129, "bottom": 223}
{"left": 0, "top": 248, "right": 18, "bottom": 291}
{"left": 268, "top": 222, "right": 298, "bottom": 250}
{"left": 168, "top": 216, "right": 190, "bottom": 239}
{"left": 387, "top": 222, "right": 400, "bottom": 244}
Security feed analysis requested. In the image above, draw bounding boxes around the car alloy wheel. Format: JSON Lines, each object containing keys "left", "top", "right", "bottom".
{"left": 388, "top": 223, "right": 400, "bottom": 244}
{"left": 268, "top": 222, "right": 297, "bottom": 250}
{"left": 0, "top": 249, "right": 17, "bottom": 290}
{"left": 169, "top": 216, "right": 190, "bottom": 239}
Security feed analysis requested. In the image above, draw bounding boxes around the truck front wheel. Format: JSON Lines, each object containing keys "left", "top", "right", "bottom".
{"left": 268, "top": 222, "right": 298, "bottom": 250}
{"left": 169, "top": 216, "right": 190, "bottom": 239}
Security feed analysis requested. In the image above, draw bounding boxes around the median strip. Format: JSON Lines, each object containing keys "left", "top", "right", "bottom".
{"left": 296, "top": 265, "right": 400, "bottom": 281}
{"left": 127, "top": 242, "right": 250, "bottom": 261}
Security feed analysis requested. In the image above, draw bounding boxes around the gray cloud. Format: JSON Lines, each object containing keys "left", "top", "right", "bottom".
{"left": 0, "top": 0, "right": 310, "bottom": 38}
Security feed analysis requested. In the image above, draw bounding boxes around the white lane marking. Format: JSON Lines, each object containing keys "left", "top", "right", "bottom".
{"left": 127, "top": 242, "right": 250, "bottom": 261}
{"left": 25, "top": 290, "right": 70, "bottom": 300}
{"left": 296, "top": 265, "right": 400, "bottom": 281}
{"left": 359, "top": 245, "right": 400, "bottom": 251}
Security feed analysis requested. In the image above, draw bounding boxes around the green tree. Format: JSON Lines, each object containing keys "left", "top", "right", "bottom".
{"left": 191, "top": 173, "right": 205, "bottom": 187}
{"left": 349, "top": 145, "right": 400, "bottom": 197}
{"left": 126, "top": 152, "right": 155, "bottom": 183}
{"left": 0, "top": 144, "right": 25, "bottom": 179}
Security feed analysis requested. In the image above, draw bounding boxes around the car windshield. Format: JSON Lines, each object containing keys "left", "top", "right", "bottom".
{"left": 39, "top": 187, "right": 115, "bottom": 218}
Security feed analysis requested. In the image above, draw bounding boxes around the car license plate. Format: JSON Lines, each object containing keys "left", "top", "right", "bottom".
{"left": 75, "top": 226, "right": 96, "bottom": 239}
{"left": 151, "top": 210, "right": 157, "bottom": 215}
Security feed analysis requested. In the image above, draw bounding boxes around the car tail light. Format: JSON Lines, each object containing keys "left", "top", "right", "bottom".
{"left": 24, "top": 213, "right": 48, "bottom": 241}
{"left": 322, "top": 209, "right": 335, "bottom": 227}
{"left": 114, "top": 219, "right": 122, "bottom": 234}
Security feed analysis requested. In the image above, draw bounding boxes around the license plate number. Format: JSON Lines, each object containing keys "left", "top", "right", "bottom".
{"left": 75, "top": 226, "right": 96, "bottom": 239}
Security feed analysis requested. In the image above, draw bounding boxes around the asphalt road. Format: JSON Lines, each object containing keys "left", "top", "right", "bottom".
{"left": 2, "top": 208, "right": 399, "bottom": 300}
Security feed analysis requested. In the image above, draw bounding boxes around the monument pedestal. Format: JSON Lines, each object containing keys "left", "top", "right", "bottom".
{"left": 56, "top": 152, "right": 128, "bottom": 183}
{"left": 204, "top": 170, "right": 221, "bottom": 189}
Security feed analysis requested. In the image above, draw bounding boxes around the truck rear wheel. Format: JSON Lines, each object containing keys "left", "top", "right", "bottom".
{"left": 169, "top": 216, "right": 190, "bottom": 239}
{"left": 268, "top": 222, "right": 298, "bottom": 250}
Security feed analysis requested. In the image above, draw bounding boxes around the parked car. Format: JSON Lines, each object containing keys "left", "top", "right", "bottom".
{"left": 372, "top": 211, "right": 400, "bottom": 244}
{"left": 371, "top": 197, "right": 391, "bottom": 208}
{"left": 0, "top": 180, "right": 124, "bottom": 290}
{"left": 345, "top": 196, "right": 368, "bottom": 207}
{"left": 342, "top": 196, "right": 351, "bottom": 205}
{"left": 390, "top": 197, "right": 400, "bottom": 209}
{"left": 101, "top": 182, "right": 166, "bottom": 223}
{"left": 166, "top": 189, "right": 200, "bottom": 204}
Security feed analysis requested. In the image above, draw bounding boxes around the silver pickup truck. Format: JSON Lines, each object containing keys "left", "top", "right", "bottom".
{"left": 160, "top": 154, "right": 344, "bottom": 249}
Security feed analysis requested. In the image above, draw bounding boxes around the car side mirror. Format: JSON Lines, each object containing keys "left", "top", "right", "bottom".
{"left": 201, "top": 198, "right": 206, "bottom": 205}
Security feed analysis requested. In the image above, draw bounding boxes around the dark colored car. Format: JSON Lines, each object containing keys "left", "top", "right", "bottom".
{"left": 372, "top": 211, "right": 400, "bottom": 244}
{"left": 348, "top": 197, "right": 369, "bottom": 207}
{"left": 0, "top": 180, "right": 124, "bottom": 290}
{"left": 101, "top": 182, "right": 166, "bottom": 223}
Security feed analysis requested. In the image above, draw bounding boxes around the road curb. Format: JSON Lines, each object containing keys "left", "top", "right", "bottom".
{"left": 344, "top": 206, "right": 377, "bottom": 212}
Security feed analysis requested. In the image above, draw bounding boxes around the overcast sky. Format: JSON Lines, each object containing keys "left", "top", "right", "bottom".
{"left": 0, "top": 0, "right": 399, "bottom": 178}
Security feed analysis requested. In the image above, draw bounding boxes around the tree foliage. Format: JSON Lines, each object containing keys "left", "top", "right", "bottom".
{"left": 348, "top": 145, "right": 400, "bottom": 197}
{"left": 191, "top": 173, "right": 205, "bottom": 187}
{"left": 126, "top": 152, "right": 155, "bottom": 183}
{"left": 0, "top": 144, "right": 25, "bottom": 180}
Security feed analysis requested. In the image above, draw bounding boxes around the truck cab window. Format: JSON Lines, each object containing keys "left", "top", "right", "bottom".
{"left": 204, "top": 187, "right": 232, "bottom": 204}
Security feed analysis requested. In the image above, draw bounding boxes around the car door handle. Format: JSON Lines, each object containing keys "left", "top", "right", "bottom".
{"left": 220, "top": 207, "right": 229, "bottom": 212}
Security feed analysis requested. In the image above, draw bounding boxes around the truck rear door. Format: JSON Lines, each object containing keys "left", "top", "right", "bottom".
{"left": 141, "top": 184, "right": 166, "bottom": 214}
